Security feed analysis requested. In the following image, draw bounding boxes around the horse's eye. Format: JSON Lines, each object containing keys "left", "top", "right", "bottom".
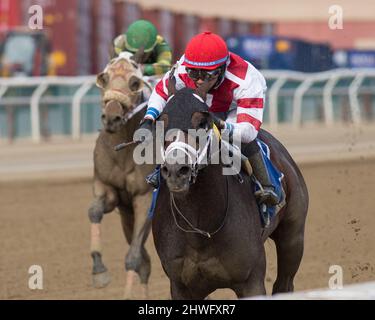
{"left": 199, "top": 121, "right": 208, "bottom": 129}
{"left": 131, "top": 62, "right": 138, "bottom": 69}
{"left": 129, "top": 76, "right": 141, "bottom": 92}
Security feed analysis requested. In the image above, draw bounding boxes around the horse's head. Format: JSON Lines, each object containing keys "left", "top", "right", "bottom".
{"left": 97, "top": 50, "right": 145, "bottom": 133}
{"left": 159, "top": 80, "right": 218, "bottom": 194}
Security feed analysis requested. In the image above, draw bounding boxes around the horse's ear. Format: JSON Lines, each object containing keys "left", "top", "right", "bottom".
{"left": 194, "top": 80, "right": 211, "bottom": 102}
{"left": 108, "top": 45, "right": 116, "bottom": 60}
{"left": 96, "top": 72, "right": 109, "bottom": 89}
{"left": 132, "top": 46, "right": 145, "bottom": 64}
{"left": 167, "top": 66, "right": 177, "bottom": 97}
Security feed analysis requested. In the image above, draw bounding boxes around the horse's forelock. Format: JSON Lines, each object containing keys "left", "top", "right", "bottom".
{"left": 105, "top": 52, "right": 142, "bottom": 79}
{"left": 162, "top": 88, "right": 209, "bottom": 132}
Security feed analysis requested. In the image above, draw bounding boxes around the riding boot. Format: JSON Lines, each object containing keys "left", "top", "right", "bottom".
{"left": 248, "top": 149, "right": 279, "bottom": 206}
{"left": 146, "top": 165, "right": 160, "bottom": 189}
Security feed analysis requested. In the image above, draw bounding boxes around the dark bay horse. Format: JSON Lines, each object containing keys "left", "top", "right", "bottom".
{"left": 152, "top": 85, "right": 309, "bottom": 299}
{"left": 88, "top": 51, "right": 155, "bottom": 299}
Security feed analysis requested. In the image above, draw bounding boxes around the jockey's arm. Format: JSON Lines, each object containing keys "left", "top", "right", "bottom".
{"left": 223, "top": 69, "right": 267, "bottom": 144}
{"left": 143, "top": 70, "right": 172, "bottom": 121}
{"left": 142, "top": 40, "right": 172, "bottom": 76}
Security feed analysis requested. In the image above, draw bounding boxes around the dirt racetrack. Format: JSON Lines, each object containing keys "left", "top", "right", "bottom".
{"left": 1, "top": 156, "right": 375, "bottom": 300}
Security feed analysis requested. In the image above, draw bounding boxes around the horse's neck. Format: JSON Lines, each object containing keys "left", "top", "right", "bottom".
{"left": 104, "top": 91, "right": 144, "bottom": 139}
{"left": 101, "top": 111, "right": 143, "bottom": 165}
{"left": 172, "top": 165, "right": 228, "bottom": 241}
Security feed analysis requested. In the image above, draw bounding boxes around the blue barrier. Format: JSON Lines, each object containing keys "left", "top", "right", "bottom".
{"left": 226, "top": 35, "right": 333, "bottom": 72}
{"left": 334, "top": 50, "right": 375, "bottom": 68}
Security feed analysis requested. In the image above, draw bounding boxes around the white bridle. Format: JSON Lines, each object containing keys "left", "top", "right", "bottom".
{"left": 161, "top": 129, "right": 214, "bottom": 183}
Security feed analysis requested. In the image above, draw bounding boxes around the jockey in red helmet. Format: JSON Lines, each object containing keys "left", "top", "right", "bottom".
{"left": 141, "top": 31, "right": 279, "bottom": 207}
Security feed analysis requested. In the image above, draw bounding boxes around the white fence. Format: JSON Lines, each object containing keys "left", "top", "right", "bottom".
{"left": 1, "top": 69, "right": 375, "bottom": 143}
{"left": 263, "top": 68, "right": 375, "bottom": 129}
{"left": 0, "top": 76, "right": 96, "bottom": 143}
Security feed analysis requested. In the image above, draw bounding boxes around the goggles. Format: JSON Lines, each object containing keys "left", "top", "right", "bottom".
{"left": 186, "top": 67, "right": 222, "bottom": 81}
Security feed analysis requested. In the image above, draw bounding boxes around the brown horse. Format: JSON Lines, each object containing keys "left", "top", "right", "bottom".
{"left": 88, "top": 51, "right": 155, "bottom": 299}
{"left": 152, "top": 84, "right": 309, "bottom": 299}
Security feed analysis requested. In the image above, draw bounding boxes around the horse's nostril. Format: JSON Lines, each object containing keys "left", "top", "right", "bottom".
{"left": 178, "top": 166, "right": 191, "bottom": 177}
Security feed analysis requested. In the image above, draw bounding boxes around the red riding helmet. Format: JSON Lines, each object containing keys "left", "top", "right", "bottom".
{"left": 183, "top": 31, "right": 229, "bottom": 70}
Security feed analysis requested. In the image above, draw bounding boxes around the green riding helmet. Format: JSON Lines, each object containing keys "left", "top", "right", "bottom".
{"left": 124, "top": 20, "right": 158, "bottom": 53}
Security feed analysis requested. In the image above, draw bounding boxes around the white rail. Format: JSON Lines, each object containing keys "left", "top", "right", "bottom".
{"left": 72, "top": 81, "right": 95, "bottom": 141}
{"left": 0, "top": 76, "right": 96, "bottom": 142}
{"left": 30, "top": 83, "right": 49, "bottom": 143}
{"left": 1, "top": 69, "right": 375, "bottom": 142}
{"left": 348, "top": 73, "right": 366, "bottom": 125}
{"left": 322, "top": 75, "right": 339, "bottom": 127}
{"left": 263, "top": 68, "right": 375, "bottom": 129}
{"left": 268, "top": 77, "right": 287, "bottom": 129}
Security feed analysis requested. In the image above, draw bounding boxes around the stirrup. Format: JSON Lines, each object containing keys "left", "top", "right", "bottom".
{"left": 146, "top": 170, "right": 159, "bottom": 189}
{"left": 254, "top": 187, "right": 279, "bottom": 206}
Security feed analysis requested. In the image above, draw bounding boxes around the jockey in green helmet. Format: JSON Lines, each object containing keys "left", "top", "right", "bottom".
{"left": 113, "top": 19, "right": 172, "bottom": 76}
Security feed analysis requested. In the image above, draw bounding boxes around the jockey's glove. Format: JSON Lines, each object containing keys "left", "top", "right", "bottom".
{"left": 211, "top": 114, "right": 226, "bottom": 130}
{"left": 136, "top": 118, "right": 154, "bottom": 145}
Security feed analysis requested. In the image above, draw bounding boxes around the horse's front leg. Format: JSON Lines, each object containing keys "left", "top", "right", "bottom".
{"left": 88, "top": 179, "right": 118, "bottom": 288}
{"left": 233, "top": 249, "right": 267, "bottom": 298}
{"left": 123, "top": 192, "right": 152, "bottom": 300}
{"left": 170, "top": 281, "right": 195, "bottom": 300}
{"left": 170, "top": 280, "right": 211, "bottom": 300}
